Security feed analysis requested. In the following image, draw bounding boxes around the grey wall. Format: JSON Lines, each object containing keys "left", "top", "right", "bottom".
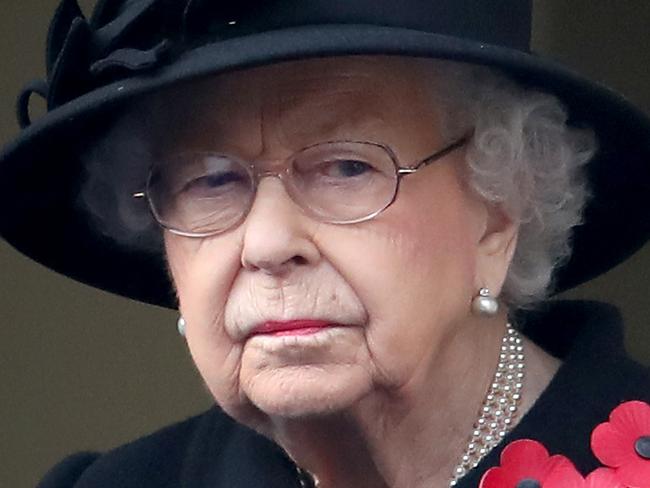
{"left": 2, "top": 2, "right": 649, "bottom": 487}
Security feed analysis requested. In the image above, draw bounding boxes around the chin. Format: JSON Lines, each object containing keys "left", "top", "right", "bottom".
{"left": 241, "top": 364, "right": 372, "bottom": 418}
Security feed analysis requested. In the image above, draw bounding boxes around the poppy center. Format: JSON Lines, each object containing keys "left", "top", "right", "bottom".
{"left": 516, "top": 479, "right": 542, "bottom": 488}
{"left": 634, "top": 436, "right": 650, "bottom": 459}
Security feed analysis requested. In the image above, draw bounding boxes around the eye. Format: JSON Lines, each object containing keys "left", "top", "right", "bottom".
{"left": 322, "top": 159, "right": 376, "bottom": 178}
{"left": 181, "top": 170, "right": 248, "bottom": 197}
{"left": 195, "top": 171, "right": 243, "bottom": 188}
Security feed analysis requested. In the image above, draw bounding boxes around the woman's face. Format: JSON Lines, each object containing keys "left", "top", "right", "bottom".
{"left": 164, "top": 57, "right": 513, "bottom": 428}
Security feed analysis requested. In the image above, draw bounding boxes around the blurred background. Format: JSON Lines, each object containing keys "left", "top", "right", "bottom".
{"left": 2, "top": 1, "right": 650, "bottom": 486}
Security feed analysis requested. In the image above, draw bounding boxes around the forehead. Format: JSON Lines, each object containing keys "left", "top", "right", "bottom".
{"left": 152, "top": 56, "right": 443, "bottom": 151}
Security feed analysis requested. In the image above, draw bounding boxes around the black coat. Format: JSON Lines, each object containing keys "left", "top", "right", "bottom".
{"left": 37, "top": 301, "right": 650, "bottom": 487}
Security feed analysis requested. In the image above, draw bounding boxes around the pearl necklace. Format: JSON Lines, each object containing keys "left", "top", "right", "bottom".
{"left": 295, "top": 324, "right": 525, "bottom": 488}
{"left": 450, "top": 324, "right": 525, "bottom": 486}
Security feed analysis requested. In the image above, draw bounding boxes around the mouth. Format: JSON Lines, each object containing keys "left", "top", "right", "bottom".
{"left": 249, "top": 319, "right": 344, "bottom": 337}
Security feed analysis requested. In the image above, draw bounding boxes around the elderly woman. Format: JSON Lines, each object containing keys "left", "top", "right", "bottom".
{"left": 2, "top": 1, "right": 650, "bottom": 487}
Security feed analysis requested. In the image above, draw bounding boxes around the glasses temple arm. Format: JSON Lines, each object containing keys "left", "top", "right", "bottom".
{"left": 414, "top": 132, "right": 473, "bottom": 170}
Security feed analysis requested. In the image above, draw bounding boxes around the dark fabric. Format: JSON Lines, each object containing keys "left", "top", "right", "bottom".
{"left": 37, "top": 404, "right": 303, "bottom": 487}
{"left": 1, "top": 1, "right": 649, "bottom": 308}
{"left": 36, "top": 300, "right": 650, "bottom": 487}
{"left": 37, "top": 453, "right": 99, "bottom": 488}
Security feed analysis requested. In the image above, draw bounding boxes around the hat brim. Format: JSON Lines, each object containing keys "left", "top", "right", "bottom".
{"left": 2, "top": 25, "right": 649, "bottom": 308}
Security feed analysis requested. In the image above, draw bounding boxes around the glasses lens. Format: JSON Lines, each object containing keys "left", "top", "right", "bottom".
{"left": 290, "top": 142, "right": 398, "bottom": 222}
{"left": 148, "top": 152, "right": 254, "bottom": 235}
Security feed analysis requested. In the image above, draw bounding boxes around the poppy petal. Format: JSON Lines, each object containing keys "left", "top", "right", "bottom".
{"left": 479, "top": 467, "right": 514, "bottom": 488}
{"left": 585, "top": 468, "right": 625, "bottom": 488}
{"left": 500, "top": 439, "right": 550, "bottom": 477}
{"left": 544, "top": 456, "right": 585, "bottom": 487}
{"left": 479, "top": 440, "right": 556, "bottom": 488}
{"left": 592, "top": 422, "right": 638, "bottom": 467}
{"left": 611, "top": 401, "right": 650, "bottom": 438}
{"left": 615, "top": 458, "right": 650, "bottom": 488}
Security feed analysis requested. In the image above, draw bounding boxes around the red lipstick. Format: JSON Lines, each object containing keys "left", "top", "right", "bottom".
{"left": 250, "top": 319, "right": 336, "bottom": 337}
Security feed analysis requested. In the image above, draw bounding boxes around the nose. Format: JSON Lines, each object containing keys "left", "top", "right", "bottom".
{"left": 240, "top": 177, "right": 321, "bottom": 275}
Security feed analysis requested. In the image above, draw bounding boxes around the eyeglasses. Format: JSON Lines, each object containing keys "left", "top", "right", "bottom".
{"left": 133, "top": 134, "right": 471, "bottom": 237}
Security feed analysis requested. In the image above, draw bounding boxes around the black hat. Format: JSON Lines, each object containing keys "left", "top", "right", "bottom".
{"left": 1, "top": 0, "right": 649, "bottom": 308}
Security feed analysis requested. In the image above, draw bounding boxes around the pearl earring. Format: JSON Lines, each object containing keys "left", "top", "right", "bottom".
{"left": 177, "top": 316, "right": 186, "bottom": 337}
{"left": 472, "top": 288, "right": 499, "bottom": 316}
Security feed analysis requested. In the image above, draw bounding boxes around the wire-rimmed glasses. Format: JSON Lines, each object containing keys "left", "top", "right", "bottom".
{"left": 133, "top": 134, "right": 472, "bottom": 237}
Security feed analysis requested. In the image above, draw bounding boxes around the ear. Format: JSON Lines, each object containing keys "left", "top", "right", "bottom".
{"left": 474, "top": 202, "right": 519, "bottom": 297}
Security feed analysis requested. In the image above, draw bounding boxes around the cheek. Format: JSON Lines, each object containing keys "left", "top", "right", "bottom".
{"left": 315, "top": 185, "right": 479, "bottom": 384}
{"left": 321, "top": 198, "right": 477, "bottom": 316}
{"left": 392, "top": 171, "right": 481, "bottom": 304}
{"left": 165, "top": 233, "right": 242, "bottom": 318}
{"left": 164, "top": 233, "right": 250, "bottom": 412}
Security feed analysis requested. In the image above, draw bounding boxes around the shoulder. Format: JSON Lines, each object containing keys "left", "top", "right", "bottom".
{"left": 37, "top": 452, "right": 101, "bottom": 488}
{"left": 37, "top": 407, "right": 297, "bottom": 488}
{"left": 36, "top": 409, "right": 214, "bottom": 488}
{"left": 520, "top": 300, "right": 650, "bottom": 402}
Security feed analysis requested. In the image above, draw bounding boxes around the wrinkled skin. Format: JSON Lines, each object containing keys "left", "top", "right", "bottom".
{"left": 164, "top": 56, "right": 524, "bottom": 487}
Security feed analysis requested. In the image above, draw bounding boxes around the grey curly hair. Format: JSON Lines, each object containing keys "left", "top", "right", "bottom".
{"left": 79, "top": 59, "right": 597, "bottom": 309}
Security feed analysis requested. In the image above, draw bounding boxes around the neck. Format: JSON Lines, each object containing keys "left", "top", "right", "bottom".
{"left": 267, "top": 314, "right": 559, "bottom": 488}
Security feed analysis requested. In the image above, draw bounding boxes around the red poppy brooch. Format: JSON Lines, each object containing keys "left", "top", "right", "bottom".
{"left": 479, "top": 401, "right": 650, "bottom": 488}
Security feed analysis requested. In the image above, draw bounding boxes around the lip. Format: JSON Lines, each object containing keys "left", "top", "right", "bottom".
{"left": 249, "top": 319, "right": 340, "bottom": 337}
